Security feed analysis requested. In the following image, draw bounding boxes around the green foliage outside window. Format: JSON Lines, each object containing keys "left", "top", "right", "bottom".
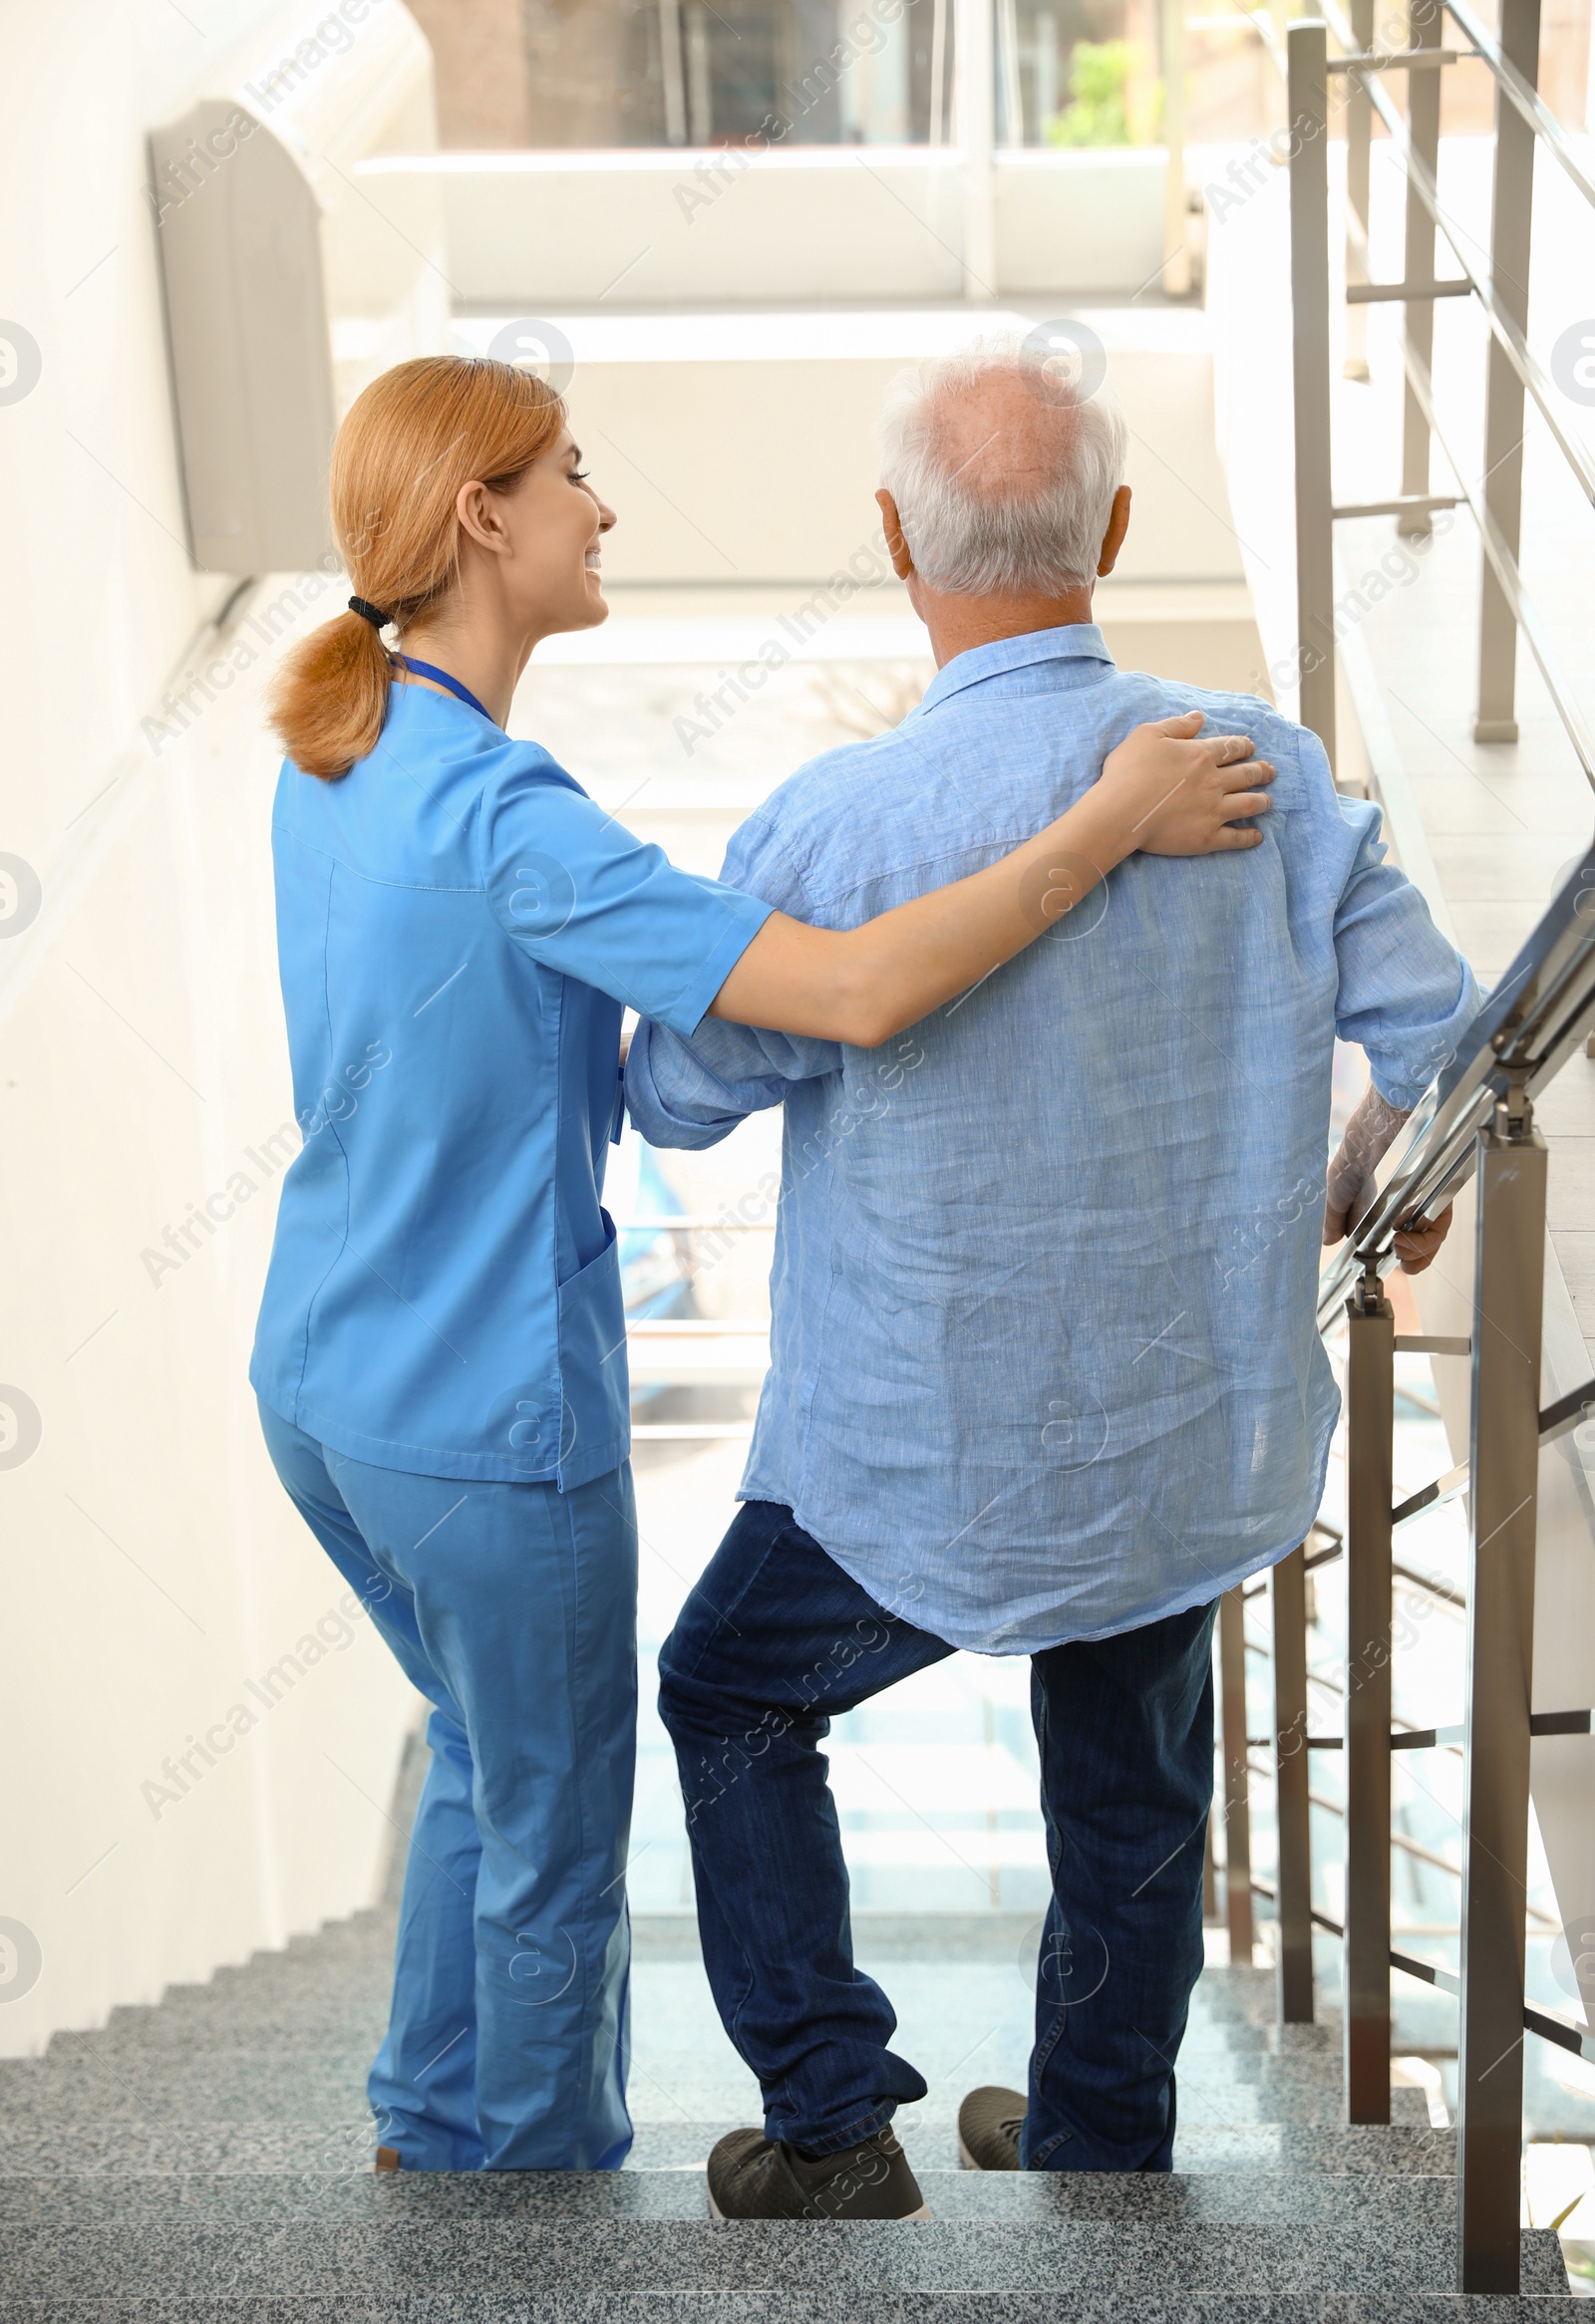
{"left": 1046, "top": 39, "right": 1145, "bottom": 147}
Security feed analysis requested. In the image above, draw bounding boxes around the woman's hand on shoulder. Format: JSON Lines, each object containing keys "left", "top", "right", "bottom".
{"left": 1099, "top": 711, "right": 1276, "bottom": 857}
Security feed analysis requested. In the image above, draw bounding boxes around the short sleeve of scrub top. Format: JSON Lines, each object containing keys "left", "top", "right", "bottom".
{"left": 477, "top": 748, "right": 775, "bottom": 1036}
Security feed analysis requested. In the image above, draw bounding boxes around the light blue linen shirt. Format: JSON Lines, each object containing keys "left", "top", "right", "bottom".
{"left": 625, "top": 625, "right": 1480, "bottom": 1652}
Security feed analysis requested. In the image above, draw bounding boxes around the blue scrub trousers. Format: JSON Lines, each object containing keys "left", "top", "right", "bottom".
{"left": 258, "top": 1400, "right": 637, "bottom": 2171}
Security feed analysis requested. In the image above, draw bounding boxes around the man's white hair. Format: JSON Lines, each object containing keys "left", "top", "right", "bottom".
{"left": 876, "top": 337, "right": 1127, "bottom": 596}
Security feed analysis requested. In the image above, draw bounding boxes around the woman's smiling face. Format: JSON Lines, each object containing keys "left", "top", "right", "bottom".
{"left": 490, "top": 424, "right": 616, "bottom": 640}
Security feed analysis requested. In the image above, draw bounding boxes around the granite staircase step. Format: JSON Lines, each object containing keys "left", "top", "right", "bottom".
{"left": 39, "top": 2009, "right": 1347, "bottom": 2065}
{"left": 3, "top": 2073, "right": 1432, "bottom": 2140}
{"left": 0, "top": 2117, "right": 1462, "bottom": 2182}
{"left": 1, "top": 1890, "right": 1568, "bottom": 2316}
{"left": 0, "top": 2165, "right": 1475, "bottom": 2226}
{"left": 1184, "top": 1970, "right": 1327, "bottom": 2023}
{"left": 0, "top": 2212, "right": 1570, "bottom": 2306}
{"left": 3, "top": 2294, "right": 1579, "bottom": 2324}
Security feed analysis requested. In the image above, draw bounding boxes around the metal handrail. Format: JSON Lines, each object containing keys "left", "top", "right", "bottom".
{"left": 1389, "top": 1375, "right": 1595, "bottom": 1532}
{"left": 1235, "top": 842, "right": 1595, "bottom": 2288}
{"left": 1289, "top": 1911, "right": 1595, "bottom": 2061}
{"left": 1245, "top": 1, "right": 1288, "bottom": 77}
{"left": 1316, "top": 837, "right": 1595, "bottom": 1323}
{"left": 1212, "top": 36, "right": 1595, "bottom": 2273}
{"left": 1398, "top": 338, "right": 1595, "bottom": 786}
{"left": 1319, "top": 2, "right": 1595, "bottom": 516}
{"left": 1439, "top": 0, "right": 1595, "bottom": 214}
{"left": 1232, "top": 0, "right": 1595, "bottom": 217}
{"left": 1285, "top": 5, "right": 1595, "bottom": 785}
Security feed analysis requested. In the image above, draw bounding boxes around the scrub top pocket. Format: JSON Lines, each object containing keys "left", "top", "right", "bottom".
{"left": 554, "top": 1212, "right": 629, "bottom": 1485}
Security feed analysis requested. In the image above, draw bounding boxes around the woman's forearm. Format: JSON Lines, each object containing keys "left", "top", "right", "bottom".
{"left": 709, "top": 714, "right": 1274, "bottom": 1045}
{"left": 711, "top": 786, "right": 1134, "bottom": 1046}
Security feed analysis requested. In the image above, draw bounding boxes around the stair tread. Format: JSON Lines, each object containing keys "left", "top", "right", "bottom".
{"left": 43, "top": 2017, "right": 1345, "bottom": 2064}
{"left": 1, "top": 2053, "right": 1372, "bottom": 2096}
{"left": 1, "top": 2094, "right": 1432, "bottom": 2140}
{"left": 2, "top": 2218, "right": 1568, "bottom": 2299}
{"left": 0, "top": 2119, "right": 1455, "bottom": 2179}
{"left": 0, "top": 2167, "right": 1465, "bottom": 2226}
{"left": 0, "top": 2298, "right": 1578, "bottom": 2322}
{"left": 1166, "top": 2126, "right": 1455, "bottom": 2175}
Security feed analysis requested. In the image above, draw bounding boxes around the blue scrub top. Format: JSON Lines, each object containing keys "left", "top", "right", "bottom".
{"left": 250, "top": 682, "right": 773, "bottom": 1487}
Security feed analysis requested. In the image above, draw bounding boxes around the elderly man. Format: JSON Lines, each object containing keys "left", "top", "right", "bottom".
{"left": 625, "top": 340, "right": 1476, "bottom": 2221}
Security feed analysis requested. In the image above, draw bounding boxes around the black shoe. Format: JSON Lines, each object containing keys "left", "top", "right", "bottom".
{"left": 958, "top": 2085, "right": 1025, "bottom": 2170}
{"left": 707, "top": 2124, "right": 931, "bottom": 2219}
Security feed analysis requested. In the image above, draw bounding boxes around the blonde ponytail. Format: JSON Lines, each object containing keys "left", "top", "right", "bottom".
{"left": 268, "top": 357, "right": 565, "bottom": 779}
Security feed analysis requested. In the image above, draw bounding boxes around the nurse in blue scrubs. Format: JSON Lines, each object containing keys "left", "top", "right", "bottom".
{"left": 249, "top": 354, "right": 1273, "bottom": 2174}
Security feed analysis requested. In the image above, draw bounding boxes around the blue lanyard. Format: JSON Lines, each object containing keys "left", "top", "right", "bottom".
{"left": 397, "top": 656, "right": 496, "bottom": 726}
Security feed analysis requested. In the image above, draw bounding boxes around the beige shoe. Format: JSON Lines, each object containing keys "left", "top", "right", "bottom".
{"left": 957, "top": 2086, "right": 1025, "bottom": 2170}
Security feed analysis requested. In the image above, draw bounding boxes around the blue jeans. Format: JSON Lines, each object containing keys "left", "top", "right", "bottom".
{"left": 658, "top": 1501, "right": 1216, "bottom": 2172}
{"left": 259, "top": 1400, "right": 637, "bottom": 2171}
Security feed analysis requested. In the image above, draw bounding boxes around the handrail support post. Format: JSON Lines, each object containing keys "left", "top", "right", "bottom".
{"left": 1397, "top": 0, "right": 1445, "bottom": 536}
{"left": 1288, "top": 18, "right": 1336, "bottom": 766}
{"left": 1473, "top": 0, "right": 1543, "bottom": 739}
{"left": 1344, "top": 0, "right": 1375, "bottom": 379}
{"left": 1273, "top": 1543, "right": 1315, "bottom": 2020}
{"left": 1219, "top": 1585, "right": 1255, "bottom": 1964}
{"left": 1456, "top": 1081, "right": 1546, "bottom": 2292}
{"left": 1160, "top": 0, "right": 1191, "bottom": 295}
{"left": 1344, "top": 1261, "right": 1394, "bottom": 2122}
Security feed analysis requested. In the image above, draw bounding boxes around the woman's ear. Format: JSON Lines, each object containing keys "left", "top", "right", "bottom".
{"left": 456, "top": 478, "right": 510, "bottom": 556}
{"left": 875, "top": 488, "right": 914, "bottom": 582}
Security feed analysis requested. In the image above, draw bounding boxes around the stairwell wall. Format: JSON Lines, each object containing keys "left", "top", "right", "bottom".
{"left": 0, "top": 1, "right": 424, "bottom": 2055}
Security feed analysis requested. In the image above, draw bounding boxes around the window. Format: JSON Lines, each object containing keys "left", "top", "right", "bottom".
{"left": 407, "top": 0, "right": 1144, "bottom": 150}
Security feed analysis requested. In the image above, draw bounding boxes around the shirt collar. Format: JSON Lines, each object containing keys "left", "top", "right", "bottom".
{"left": 915, "top": 623, "right": 1116, "bottom": 717}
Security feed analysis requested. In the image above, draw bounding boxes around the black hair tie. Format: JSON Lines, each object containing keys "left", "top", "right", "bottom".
{"left": 348, "top": 596, "right": 389, "bottom": 629}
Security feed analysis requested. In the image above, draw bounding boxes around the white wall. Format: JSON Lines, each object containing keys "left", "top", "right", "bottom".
{"left": 0, "top": 0, "right": 428, "bottom": 2053}
{"left": 455, "top": 304, "right": 1254, "bottom": 594}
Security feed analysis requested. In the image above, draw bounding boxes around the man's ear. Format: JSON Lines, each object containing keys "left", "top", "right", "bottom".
{"left": 1097, "top": 484, "right": 1131, "bottom": 578}
{"left": 875, "top": 487, "right": 914, "bottom": 581}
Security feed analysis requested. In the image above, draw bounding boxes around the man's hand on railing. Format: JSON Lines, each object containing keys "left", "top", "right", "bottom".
{"left": 1323, "top": 1083, "right": 1454, "bottom": 1275}
{"left": 1324, "top": 1085, "right": 1410, "bottom": 1243}
{"left": 1389, "top": 1207, "right": 1453, "bottom": 1275}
